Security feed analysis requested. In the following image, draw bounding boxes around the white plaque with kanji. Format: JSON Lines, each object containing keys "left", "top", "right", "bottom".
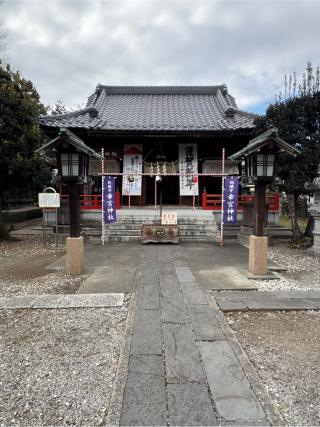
{"left": 161, "top": 212, "right": 177, "bottom": 225}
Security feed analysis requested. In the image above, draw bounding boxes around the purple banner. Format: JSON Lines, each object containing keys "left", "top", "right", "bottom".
{"left": 223, "top": 177, "right": 239, "bottom": 224}
{"left": 103, "top": 176, "right": 117, "bottom": 224}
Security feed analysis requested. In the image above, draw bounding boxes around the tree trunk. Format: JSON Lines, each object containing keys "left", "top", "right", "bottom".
{"left": 288, "top": 192, "right": 301, "bottom": 238}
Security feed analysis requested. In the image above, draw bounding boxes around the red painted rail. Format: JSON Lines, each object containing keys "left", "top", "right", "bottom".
{"left": 60, "top": 192, "right": 280, "bottom": 212}
{"left": 60, "top": 193, "right": 121, "bottom": 210}
{"left": 202, "top": 192, "right": 280, "bottom": 211}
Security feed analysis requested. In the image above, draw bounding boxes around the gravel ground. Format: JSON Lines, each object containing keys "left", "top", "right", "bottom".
{"left": 255, "top": 242, "right": 320, "bottom": 291}
{"left": 227, "top": 311, "right": 320, "bottom": 426}
{"left": 0, "top": 299, "right": 130, "bottom": 426}
{"left": 0, "top": 236, "right": 85, "bottom": 297}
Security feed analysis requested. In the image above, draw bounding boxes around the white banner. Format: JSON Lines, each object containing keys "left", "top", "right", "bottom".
{"left": 122, "top": 144, "right": 143, "bottom": 196}
{"left": 179, "top": 143, "right": 199, "bottom": 196}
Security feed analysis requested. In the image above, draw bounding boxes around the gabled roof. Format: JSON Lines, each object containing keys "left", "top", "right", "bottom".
{"left": 39, "top": 85, "right": 256, "bottom": 132}
{"left": 36, "top": 127, "right": 103, "bottom": 159}
{"left": 228, "top": 128, "right": 300, "bottom": 160}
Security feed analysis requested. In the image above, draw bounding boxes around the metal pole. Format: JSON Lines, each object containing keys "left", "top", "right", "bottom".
{"left": 160, "top": 188, "right": 163, "bottom": 222}
{"left": 42, "top": 208, "right": 45, "bottom": 246}
{"left": 55, "top": 207, "right": 58, "bottom": 247}
{"left": 220, "top": 148, "right": 225, "bottom": 247}
{"left": 154, "top": 177, "right": 157, "bottom": 210}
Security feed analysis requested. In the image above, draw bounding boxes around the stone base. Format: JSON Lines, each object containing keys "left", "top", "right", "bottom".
{"left": 66, "top": 236, "right": 84, "bottom": 274}
{"left": 248, "top": 235, "right": 268, "bottom": 276}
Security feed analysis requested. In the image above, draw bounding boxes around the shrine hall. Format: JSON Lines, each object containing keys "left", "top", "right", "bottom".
{"left": 39, "top": 85, "right": 265, "bottom": 211}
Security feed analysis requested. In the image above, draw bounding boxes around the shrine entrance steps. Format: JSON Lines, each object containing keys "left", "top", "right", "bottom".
{"left": 100, "top": 209, "right": 220, "bottom": 243}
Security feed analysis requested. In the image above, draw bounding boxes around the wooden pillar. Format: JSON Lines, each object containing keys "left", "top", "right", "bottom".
{"left": 68, "top": 181, "right": 81, "bottom": 238}
{"left": 254, "top": 181, "right": 266, "bottom": 236}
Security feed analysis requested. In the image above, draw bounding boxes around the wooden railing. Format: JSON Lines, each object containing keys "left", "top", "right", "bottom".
{"left": 202, "top": 192, "right": 280, "bottom": 211}
{"left": 60, "top": 193, "right": 121, "bottom": 210}
{"left": 60, "top": 192, "right": 280, "bottom": 212}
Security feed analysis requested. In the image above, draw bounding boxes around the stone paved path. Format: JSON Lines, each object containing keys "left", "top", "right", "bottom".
{"left": 120, "top": 246, "right": 270, "bottom": 426}
{"left": 0, "top": 293, "right": 124, "bottom": 309}
{"left": 215, "top": 290, "right": 320, "bottom": 312}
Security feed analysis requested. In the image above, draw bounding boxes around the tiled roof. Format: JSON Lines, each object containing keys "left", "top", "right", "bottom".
{"left": 229, "top": 128, "right": 301, "bottom": 160}
{"left": 39, "top": 85, "right": 256, "bottom": 132}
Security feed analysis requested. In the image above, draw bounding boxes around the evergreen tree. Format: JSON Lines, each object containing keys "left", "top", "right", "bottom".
{"left": 0, "top": 61, "right": 51, "bottom": 238}
{"left": 255, "top": 62, "right": 320, "bottom": 237}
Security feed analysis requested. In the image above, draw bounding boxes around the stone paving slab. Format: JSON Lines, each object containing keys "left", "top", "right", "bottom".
{"left": 199, "top": 340, "right": 266, "bottom": 422}
{"left": 215, "top": 291, "right": 320, "bottom": 311}
{"left": 180, "top": 280, "right": 208, "bottom": 305}
{"left": 217, "top": 300, "right": 249, "bottom": 312}
{"left": 159, "top": 275, "right": 181, "bottom": 293}
{"left": 196, "top": 267, "right": 258, "bottom": 291}
{"left": 220, "top": 420, "right": 271, "bottom": 426}
{"left": 161, "top": 291, "right": 190, "bottom": 324}
{"left": 128, "top": 354, "right": 164, "bottom": 377}
{"left": 188, "top": 304, "right": 225, "bottom": 341}
{"left": 120, "top": 371, "right": 167, "bottom": 426}
{"left": 162, "top": 323, "right": 206, "bottom": 384}
{"left": 167, "top": 383, "right": 217, "bottom": 426}
{"left": 137, "top": 282, "right": 160, "bottom": 309}
{"left": 32, "top": 294, "right": 64, "bottom": 308}
{"left": 245, "top": 298, "right": 318, "bottom": 311}
{"left": 77, "top": 266, "right": 136, "bottom": 293}
{"left": 175, "top": 266, "right": 197, "bottom": 282}
{"left": 58, "top": 293, "right": 125, "bottom": 308}
{"left": 130, "top": 309, "right": 162, "bottom": 355}
{"left": 216, "top": 290, "right": 320, "bottom": 299}
{"left": 0, "top": 295, "right": 38, "bottom": 309}
{"left": 0, "top": 293, "right": 125, "bottom": 310}
{"left": 216, "top": 298, "right": 320, "bottom": 312}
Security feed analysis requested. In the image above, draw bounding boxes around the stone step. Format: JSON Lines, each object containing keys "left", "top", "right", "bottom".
{"left": 104, "top": 224, "right": 217, "bottom": 232}
{"left": 103, "top": 229, "right": 217, "bottom": 237}
{"left": 101, "top": 235, "right": 219, "bottom": 243}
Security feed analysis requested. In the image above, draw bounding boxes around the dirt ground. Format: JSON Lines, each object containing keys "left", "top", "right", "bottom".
{"left": 0, "top": 236, "right": 84, "bottom": 296}
{"left": 227, "top": 311, "right": 320, "bottom": 426}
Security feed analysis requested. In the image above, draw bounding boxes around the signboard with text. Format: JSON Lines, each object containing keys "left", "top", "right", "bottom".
{"left": 38, "top": 192, "right": 60, "bottom": 208}
{"left": 103, "top": 176, "right": 117, "bottom": 224}
{"left": 161, "top": 212, "right": 178, "bottom": 225}
{"left": 179, "top": 143, "right": 199, "bottom": 196}
{"left": 122, "top": 144, "right": 143, "bottom": 196}
{"left": 223, "top": 177, "right": 239, "bottom": 224}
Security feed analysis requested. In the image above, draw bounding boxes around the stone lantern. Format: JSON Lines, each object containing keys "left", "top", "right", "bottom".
{"left": 305, "top": 164, "right": 320, "bottom": 255}
{"left": 36, "top": 127, "right": 103, "bottom": 274}
{"left": 229, "top": 128, "right": 300, "bottom": 276}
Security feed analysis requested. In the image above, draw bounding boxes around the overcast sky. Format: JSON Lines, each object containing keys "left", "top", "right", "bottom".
{"left": 1, "top": 0, "right": 320, "bottom": 114}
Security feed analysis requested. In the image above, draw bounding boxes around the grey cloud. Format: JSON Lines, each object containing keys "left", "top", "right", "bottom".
{"left": 2, "top": 0, "right": 320, "bottom": 112}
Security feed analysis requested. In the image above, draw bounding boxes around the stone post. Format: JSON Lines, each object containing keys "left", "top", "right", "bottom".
{"left": 305, "top": 164, "right": 320, "bottom": 255}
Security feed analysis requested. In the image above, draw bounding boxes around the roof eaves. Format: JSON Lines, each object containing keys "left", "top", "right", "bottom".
{"left": 36, "top": 127, "right": 104, "bottom": 160}
{"left": 229, "top": 127, "right": 300, "bottom": 160}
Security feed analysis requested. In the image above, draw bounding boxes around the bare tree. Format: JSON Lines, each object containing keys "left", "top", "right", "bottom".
{"left": 0, "top": 23, "right": 8, "bottom": 60}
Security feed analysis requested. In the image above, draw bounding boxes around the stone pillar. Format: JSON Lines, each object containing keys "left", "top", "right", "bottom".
{"left": 66, "top": 236, "right": 84, "bottom": 274}
{"left": 305, "top": 164, "right": 320, "bottom": 256}
{"left": 248, "top": 235, "right": 268, "bottom": 275}
{"left": 309, "top": 212, "right": 320, "bottom": 255}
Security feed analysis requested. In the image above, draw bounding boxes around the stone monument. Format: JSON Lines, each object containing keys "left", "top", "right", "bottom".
{"left": 305, "top": 164, "right": 320, "bottom": 255}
